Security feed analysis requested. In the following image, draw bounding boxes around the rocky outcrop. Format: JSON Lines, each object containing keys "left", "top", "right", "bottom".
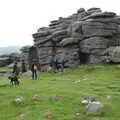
{"left": 31, "top": 8, "right": 120, "bottom": 70}
{"left": 0, "top": 57, "right": 11, "bottom": 67}
{"left": 20, "top": 46, "right": 39, "bottom": 70}
{"left": 0, "top": 54, "right": 20, "bottom": 67}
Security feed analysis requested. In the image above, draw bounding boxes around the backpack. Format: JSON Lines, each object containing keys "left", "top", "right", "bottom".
{"left": 34, "top": 65, "right": 38, "bottom": 70}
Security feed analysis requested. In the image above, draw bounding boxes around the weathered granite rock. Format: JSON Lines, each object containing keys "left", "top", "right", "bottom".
{"left": 0, "top": 57, "right": 12, "bottom": 67}
{"left": 89, "top": 55, "right": 106, "bottom": 63}
{"left": 0, "top": 54, "right": 20, "bottom": 67}
{"left": 80, "top": 37, "right": 109, "bottom": 53}
{"left": 20, "top": 60, "right": 26, "bottom": 72}
{"left": 82, "top": 21, "right": 118, "bottom": 37}
{"left": 85, "top": 101, "right": 104, "bottom": 115}
{"left": 60, "top": 37, "right": 79, "bottom": 46}
{"left": 54, "top": 45, "right": 80, "bottom": 67}
{"left": 20, "top": 46, "right": 39, "bottom": 71}
{"left": 106, "top": 46, "right": 120, "bottom": 63}
{"left": 77, "top": 8, "right": 87, "bottom": 19}
{"left": 30, "top": 8, "right": 120, "bottom": 69}
{"left": 87, "top": 8, "right": 102, "bottom": 15}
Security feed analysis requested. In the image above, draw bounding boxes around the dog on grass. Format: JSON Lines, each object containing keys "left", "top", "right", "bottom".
{"left": 8, "top": 74, "right": 20, "bottom": 86}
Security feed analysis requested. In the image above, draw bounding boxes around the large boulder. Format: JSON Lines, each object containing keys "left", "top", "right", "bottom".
{"left": 106, "top": 46, "right": 120, "bottom": 63}
{"left": 82, "top": 21, "right": 118, "bottom": 37}
{"left": 80, "top": 37, "right": 109, "bottom": 53}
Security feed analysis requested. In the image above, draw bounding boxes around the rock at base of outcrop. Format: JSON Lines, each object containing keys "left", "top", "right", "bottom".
{"left": 85, "top": 102, "right": 104, "bottom": 115}
{"left": 89, "top": 55, "right": 106, "bottom": 63}
{"left": 54, "top": 45, "right": 80, "bottom": 68}
{"left": 106, "top": 46, "right": 120, "bottom": 63}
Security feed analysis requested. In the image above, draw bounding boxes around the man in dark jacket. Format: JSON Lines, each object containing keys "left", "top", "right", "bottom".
{"left": 11, "top": 62, "right": 20, "bottom": 85}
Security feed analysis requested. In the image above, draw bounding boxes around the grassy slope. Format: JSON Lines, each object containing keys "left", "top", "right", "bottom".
{"left": 0, "top": 64, "right": 120, "bottom": 120}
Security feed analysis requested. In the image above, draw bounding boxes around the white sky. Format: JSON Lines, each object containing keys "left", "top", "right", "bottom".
{"left": 0, "top": 0, "right": 120, "bottom": 47}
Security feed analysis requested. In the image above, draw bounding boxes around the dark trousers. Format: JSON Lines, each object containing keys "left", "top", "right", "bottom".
{"left": 32, "top": 70, "right": 37, "bottom": 80}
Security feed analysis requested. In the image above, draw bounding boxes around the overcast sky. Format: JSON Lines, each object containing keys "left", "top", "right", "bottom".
{"left": 0, "top": 0, "right": 120, "bottom": 47}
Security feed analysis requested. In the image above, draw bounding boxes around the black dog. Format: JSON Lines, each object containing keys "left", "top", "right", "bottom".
{"left": 8, "top": 75, "right": 20, "bottom": 85}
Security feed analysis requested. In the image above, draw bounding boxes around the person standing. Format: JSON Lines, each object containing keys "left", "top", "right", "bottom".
{"left": 31, "top": 64, "right": 37, "bottom": 80}
{"left": 12, "top": 61, "right": 20, "bottom": 85}
{"left": 12, "top": 62, "right": 19, "bottom": 76}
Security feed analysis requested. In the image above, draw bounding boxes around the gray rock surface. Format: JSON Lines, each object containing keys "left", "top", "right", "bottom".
{"left": 81, "top": 96, "right": 96, "bottom": 105}
{"left": 0, "top": 54, "right": 20, "bottom": 67}
{"left": 13, "top": 97, "right": 24, "bottom": 104}
{"left": 106, "top": 46, "right": 120, "bottom": 62}
{"left": 23, "top": 8, "right": 120, "bottom": 69}
{"left": 85, "top": 101, "right": 104, "bottom": 115}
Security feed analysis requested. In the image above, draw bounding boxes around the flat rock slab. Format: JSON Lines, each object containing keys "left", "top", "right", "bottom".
{"left": 85, "top": 101, "right": 104, "bottom": 115}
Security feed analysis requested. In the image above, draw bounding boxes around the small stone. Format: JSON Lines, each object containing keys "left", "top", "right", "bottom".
{"left": 13, "top": 97, "right": 24, "bottom": 104}
{"left": 32, "top": 95, "right": 42, "bottom": 101}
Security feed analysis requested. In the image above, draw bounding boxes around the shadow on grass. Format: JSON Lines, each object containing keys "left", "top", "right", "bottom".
{"left": 0, "top": 84, "right": 9, "bottom": 88}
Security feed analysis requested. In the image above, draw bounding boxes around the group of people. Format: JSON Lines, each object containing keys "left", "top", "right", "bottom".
{"left": 8, "top": 60, "right": 68, "bottom": 85}
{"left": 47, "top": 60, "right": 69, "bottom": 73}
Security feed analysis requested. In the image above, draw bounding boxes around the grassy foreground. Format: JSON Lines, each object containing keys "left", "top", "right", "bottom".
{"left": 0, "top": 64, "right": 120, "bottom": 120}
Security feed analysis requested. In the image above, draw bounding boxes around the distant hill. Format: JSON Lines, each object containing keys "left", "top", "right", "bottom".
{"left": 0, "top": 46, "right": 21, "bottom": 55}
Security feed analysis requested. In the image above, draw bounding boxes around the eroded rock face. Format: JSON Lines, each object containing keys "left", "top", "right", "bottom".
{"left": 0, "top": 57, "right": 11, "bottom": 67}
{"left": 0, "top": 54, "right": 20, "bottom": 67}
{"left": 20, "top": 46, "right": 39, "bottom": 70}
{"left": 106, "top": 46, "right": 120, "bottom": 62}
{"left": 31, "top": 8, "right": 120, "bottom": 69}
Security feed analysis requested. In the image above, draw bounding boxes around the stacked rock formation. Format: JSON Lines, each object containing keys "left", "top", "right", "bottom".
{"left": 20, "top": 46, "right": 39, "bottom": 70}
{"left": 32, "top": 8, "right": 120, "bottom": 69}
{"left": 0, "top": 54, "right": 20, "bottom": 67}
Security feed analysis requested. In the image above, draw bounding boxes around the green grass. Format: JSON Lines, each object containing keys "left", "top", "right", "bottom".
{"left": 0, "top": 64, "right": 120, "bottom": 120}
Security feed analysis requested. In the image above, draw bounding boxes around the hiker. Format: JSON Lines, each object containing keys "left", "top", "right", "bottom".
{"left": 61, "top": 60, "right": 69, "bottom": 68}
{"left": 9, "top": 61, "right": 20, "bottom": 85}
{"left": 52, "top": 62, "right": 59, "bottom": 73}
{"left": 52, "top": 60, "right": 64, "bottom": 73}
{"left": 31, "top": 64, "right": 37, "bottom": 80}
{"left": 12, "top": 62, "right": 19, "bottom": 75}
{"left": 47, "top": 64, "right": 53, "bottom": 72}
